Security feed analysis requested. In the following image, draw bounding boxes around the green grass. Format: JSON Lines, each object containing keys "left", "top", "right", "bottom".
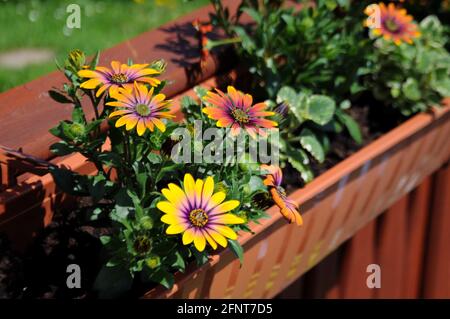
{"left": 0, "top": 0, "right": 208, "bottom": 92}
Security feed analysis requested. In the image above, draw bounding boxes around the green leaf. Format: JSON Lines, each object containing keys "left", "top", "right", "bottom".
{"left": 433, "top": 78, "right": 450, "bottom": 97}
{"left": 193, "top": 86, "right": 208, "bottom": 100}
{"left": 50, "top": 142, "right": 75, "bottom": 156}
{"left": 147, "top": 152, "right": 162, "bottom": 164}
{"left": 148, "top": 268, "right": 174, "bottom": 289}
{"left": 285, "top": 146, "right": 313, "bottom": 183}
{"left": 89, "top": 50, "right": 101, "bottom": 69}
{"left": 97, "top": 152, "right": 121, "bottom": 167}
{"left": 49, "top": 166, "right": 88, "bottom": 196}
{"left": 100, "top": 236, "right": 111, "bottom": 245}
{"left": 170, "top": 251, "right": 186, "bottom": 272}
{"left": 181, "top": 96, "right": 197, "bottom": 109}
{"left": 402, "top": 78, "right": 421, "bottom": 101}
{"left": 228, "top": 239, "right": 244, "bottom": 266}
{"left": 242, "top": 7, "right": 262, "bottom": 24}
{"left": 335, "top": 110, "right": 363, "bottom": 144}
{"left": 72, "top": 106, "right": 86, "bottom": 124}
{"left": 276, "top": 86, "right": 305, "bottom": 123}
{"left": 48, "top": 90, "right": 72, "bottom": 104}
{"left": 93, "top": 265, "right": 132, "bottom": 299}
{"left": 299, "top": 128, "right": 325, "bottom": 163}
{"left": 246, "top": 176, "right": 266, "bottom": 194}
{"left": 276, "top": 86, "right": 297, "bottom": 106}
{"left": 305, "top": 95, "right": 336, "bottom": 125}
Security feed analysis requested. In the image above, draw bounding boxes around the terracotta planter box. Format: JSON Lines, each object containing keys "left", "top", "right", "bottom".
{"left": 142, "top": 103, "right": 450, "bottom": 298}
{"left": 0, "top": 0, "right": 449, "bottom": 298}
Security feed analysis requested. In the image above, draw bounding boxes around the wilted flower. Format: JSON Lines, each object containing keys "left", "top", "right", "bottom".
{"left": 261, "top": 165, "right": 302, "bottom": 226}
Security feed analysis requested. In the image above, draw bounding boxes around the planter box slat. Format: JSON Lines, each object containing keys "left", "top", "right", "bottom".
{"left": 423, "top": 165, "right": 450, "bottom": 298}
{"left": 403, "top": 177, "right": 431, "bottom": 298}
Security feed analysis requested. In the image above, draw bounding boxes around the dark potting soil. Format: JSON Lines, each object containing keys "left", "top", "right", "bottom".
{"left": 0, "top": 100, "right": 407, "bottom": 299}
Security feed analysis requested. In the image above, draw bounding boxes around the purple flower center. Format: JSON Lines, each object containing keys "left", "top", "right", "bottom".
{"left": 189, "top": 209, "right": 208, "bottom": 228}
{"left": 135, "top": 103, "right": 151, "bottom": 116}
{"left": 111, "top": 73, "right": 128, "bottom": 84}
{"left": 384, "top": 18, "right": 400, "bottom": 33}
{"left": 231, "top": 108, "right": 250, "bottom": 124}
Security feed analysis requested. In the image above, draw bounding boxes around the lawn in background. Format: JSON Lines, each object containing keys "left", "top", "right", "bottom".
{"left": 0, "top": 0, "right": 207, "bottom": 92}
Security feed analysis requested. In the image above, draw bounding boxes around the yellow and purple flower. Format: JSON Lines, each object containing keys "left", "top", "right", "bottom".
{"left": 262, "top": 165, "right": 302, "bottom": 226}
{"left": 365, "top": 3, "right": 420, "bottom": 45}
{"left": 107, "top": 82, "right": 173, "bottom": 135}
{"left": 78, "top": 61, "right": 160, "bottom": 97}
{"left": 157, "top": 174, "right": 245, "bottom": 252}
{"left": 203, "top": 86, "right": 278, "bottom": 138}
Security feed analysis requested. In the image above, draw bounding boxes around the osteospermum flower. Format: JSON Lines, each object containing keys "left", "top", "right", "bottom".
{"left": 78, "top": 61, "right": 160, "bottom": 97}
{"left": 261, "top": 165, "right": 302, "bottom": 226}
{"left": 203, "top": 86, "right": 277, "bottom": 138}
{"left": 106, "top": 82, "right": 173, "bottom": 135}
{"left": 157, "top": 174, "right": 245, "bottom": 252}
{"left": 364, "top": 3, "right": 420, "bottom": 45}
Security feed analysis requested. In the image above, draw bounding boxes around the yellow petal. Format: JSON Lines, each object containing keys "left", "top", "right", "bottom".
{"left": 78, "top": 70, "right": 98, "bottom": 78}
{"left": 184, "top": 174, "right": 196, "bottom": 200}
{"left": 95, "top": 83, "right": 110, "bottom": 97}
{"left": 109, "top": 110, "right": 130, "bottom": 118}
{"left": 152, "top": 118, "right": 166, "bottom": 132}
{"left": 166, "top": 223, "right": 187, "bottom": 235}
{"left": 125, "top": 116, "right": 138, "bottom": 131}
{"left": 167, "top": 183, "right": 188, "bottom": 206}
{"left": 161, "top": 213, "right": 181, "bottom": 225}
{"left": 115, "top": 115, "right": 130, "bottom": 128}
{"left": 202, "top": 176, "right": 214, "bottom": 203}
{"left": 207, "top": 229, "right": 228, "bottom": 248}
{"left": 156, "top": 201, "right": 177, "bottom": 214}
{"left": 111, "top": 61, "right": 121, "bottom": 73}
{"left": 213, "top": 213, "right": 245, "bottom": 225}
{"left": 182, "top": 228, "right": 196, "bottom": 245}
{"left": 213, "top": 225, "right": 238, "bottom": 240}
{"left": 195, "top": 178, "right": 203, "bottom": 205}
{"left": 213, "top": 200, "right": 240, "bottom": 214}
{"left": 206, "top": 192, "right": 226, "bottom": 211}
{"left": 106, "top": 101, "right": 128, "bottom": 108}
{"left": 203, "top": 230, "right": 218, "bottom": 250}
{"left": 80, "top": 78, "right": 102, "bottom": 89}
{"left": 193, "top": 233, "right": 206, "bottom": 252}
{"left": 136, "top": 119, "right": 146, "bottom": 136}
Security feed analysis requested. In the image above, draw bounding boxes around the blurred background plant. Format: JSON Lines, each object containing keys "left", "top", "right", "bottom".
{"left": 0, "top": 0, "right": 207, "bottom": 92}
{"left": 364, "top": 15, "right": 450, "bottom": 116}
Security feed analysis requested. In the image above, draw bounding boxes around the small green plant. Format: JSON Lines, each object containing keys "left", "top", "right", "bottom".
{"left": 365, "top": 14, "right": 450, "bottom": 116}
